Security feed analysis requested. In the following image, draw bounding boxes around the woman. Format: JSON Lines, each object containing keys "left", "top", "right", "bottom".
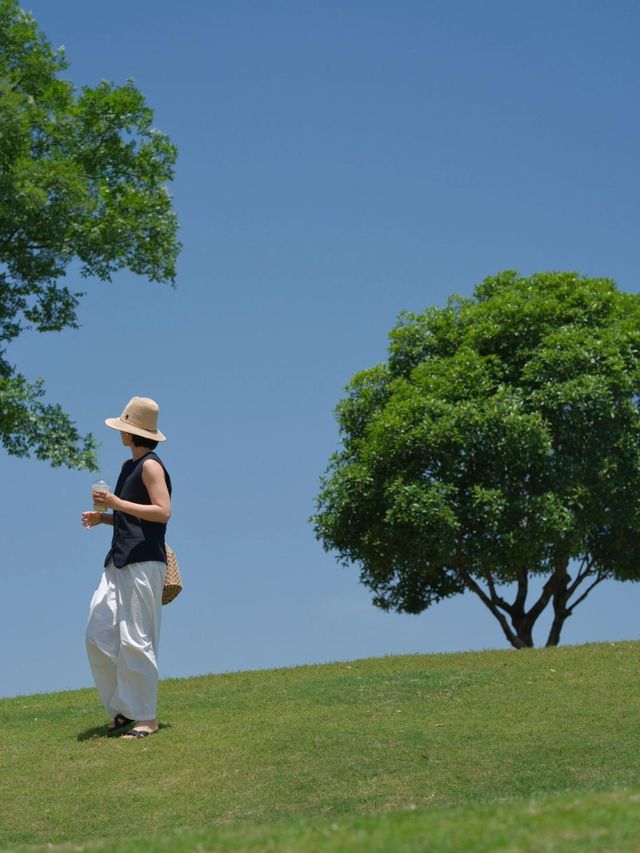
{"left": 82, "top": 396, "right": 172, "bottom": 739}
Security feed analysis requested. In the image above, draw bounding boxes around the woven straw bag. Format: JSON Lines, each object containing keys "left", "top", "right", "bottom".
{"left": 163, "top": 544, "right": 183, "bottom": 605}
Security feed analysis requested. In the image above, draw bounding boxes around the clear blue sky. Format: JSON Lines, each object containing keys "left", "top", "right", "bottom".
{"left": 3, "top": 0, "right": 640, "bottom": 699}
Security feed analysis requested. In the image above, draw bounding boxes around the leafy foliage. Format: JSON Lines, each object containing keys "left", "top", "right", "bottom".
{"left": 314, "top": 271, "right": 640, "bottom": 647}
{"left": 0, "top": 0, "right": 180, "bottom": 469}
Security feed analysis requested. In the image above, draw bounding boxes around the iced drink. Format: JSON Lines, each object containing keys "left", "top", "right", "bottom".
{"left": 92, "top": 479, "right": 112, "bottom": 513}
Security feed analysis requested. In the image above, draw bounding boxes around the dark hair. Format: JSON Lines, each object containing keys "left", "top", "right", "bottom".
{"left": 131, "top": 434, "right": 159, "bottom": 450}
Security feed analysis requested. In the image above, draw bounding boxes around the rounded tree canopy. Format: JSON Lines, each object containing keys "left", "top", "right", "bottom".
{"left": 314, "top": 272, "right": 640, "bottom": 646}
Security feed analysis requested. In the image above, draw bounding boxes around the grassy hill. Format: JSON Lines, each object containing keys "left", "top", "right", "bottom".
{"left": 2, "top": 642, "right": 640, "bottom": 851}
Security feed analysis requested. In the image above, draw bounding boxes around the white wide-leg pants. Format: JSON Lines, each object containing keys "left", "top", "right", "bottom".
{"left": 86, "top": 560, "right": 164, "bottom": 721}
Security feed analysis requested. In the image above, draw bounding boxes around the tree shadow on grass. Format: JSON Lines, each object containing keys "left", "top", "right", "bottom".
{"left": 77, "top": 722, "right": 172, "bottom": 742}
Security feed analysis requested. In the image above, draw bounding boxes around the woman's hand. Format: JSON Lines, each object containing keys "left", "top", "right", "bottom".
{"left": 92, "top": 489, "right": 119, "bottom": 511}
{"left": 82, "top": 511, "right": 104, "bottom": 529}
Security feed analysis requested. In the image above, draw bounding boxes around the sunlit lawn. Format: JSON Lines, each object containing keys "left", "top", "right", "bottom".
{"left": 2, "top": 642, "right": 639, "bottom": 851}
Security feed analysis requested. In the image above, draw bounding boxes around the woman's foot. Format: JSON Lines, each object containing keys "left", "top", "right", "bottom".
{"left": 107, "top": 713, "right": 134, "bottom": 732}
{"left": 121, "top": 720, "right": 159, "bottom": 739}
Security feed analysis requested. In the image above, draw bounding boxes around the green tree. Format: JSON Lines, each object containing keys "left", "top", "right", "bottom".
{"left": 314, "top": 271, "right": 640, "bottom": 648}
{"left": 0, "top": 0, "right": 180, "bottom": 469}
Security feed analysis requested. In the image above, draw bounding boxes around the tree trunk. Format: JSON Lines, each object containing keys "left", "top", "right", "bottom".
{"left": 461, "top": 568, "right": 531, "bottom": 649}
{"left": 545, "top": 564, "right": 571, "bottom": 646}
{"left": 546, "top": 611, "right": 568, "bottom": 646}
{"left": 545, "top": 561, "right": 607, "bottom": 646}
{"left": 462, "top": 556, "right": 585, "bottom": 650}
{"left": 509, "top": 613, "right": 534, "bottom": 648}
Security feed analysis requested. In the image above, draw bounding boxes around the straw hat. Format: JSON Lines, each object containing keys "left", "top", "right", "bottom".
{"left": 105, "top": 396, "right": 167, "bottom": 441}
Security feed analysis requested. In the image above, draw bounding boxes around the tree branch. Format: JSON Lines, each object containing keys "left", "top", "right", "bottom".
{"left": 566, "top": 557, "right": 595, "bottom": 599}
{"left": 485, "top": 572, "right": 513, "bottom": 616}
{"left": 524, "top": 572, "right": 556, "bottom": 624}
{"left": 460, "top": 568, "right": 525, "bottom": 648}
{"left": 514, "top": 568, "right": 528, "bottom": 613}
{"left": 566, "top": 572, "right": 607, "bottom": 614}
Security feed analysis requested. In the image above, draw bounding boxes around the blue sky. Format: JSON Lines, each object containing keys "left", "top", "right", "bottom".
{"left": 2, "top": 0, "right": 640, "bottom": 699}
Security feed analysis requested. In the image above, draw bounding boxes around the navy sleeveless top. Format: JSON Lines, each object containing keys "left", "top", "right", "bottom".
{"left": 104, "top": 451, "right": 172, "bottom": 569}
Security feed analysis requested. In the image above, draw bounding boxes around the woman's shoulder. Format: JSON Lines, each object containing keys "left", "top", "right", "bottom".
{"left": 141, "top": 454, "right": 172, "bottom": 494}
{"left": 141, "top": 454, "right": 170, "bottom": 477}
{"left": 142, "top": 451, "right": 166, "bottom": 466}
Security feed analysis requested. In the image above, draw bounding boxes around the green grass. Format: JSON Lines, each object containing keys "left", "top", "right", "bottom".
{"left": 2, "top": 642, "right": 640, "bottom": 851}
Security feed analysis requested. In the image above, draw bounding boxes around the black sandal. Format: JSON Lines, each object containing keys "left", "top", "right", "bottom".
{"left": 122, "top": 728, "right": 157, "bottom": 739}
{"left": 107, "top": 713, "right": 134, "bottom": 733}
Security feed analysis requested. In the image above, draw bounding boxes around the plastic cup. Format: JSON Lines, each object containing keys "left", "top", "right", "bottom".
{"left": 92, "top": 479, "right": 112, "bottom": 513}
